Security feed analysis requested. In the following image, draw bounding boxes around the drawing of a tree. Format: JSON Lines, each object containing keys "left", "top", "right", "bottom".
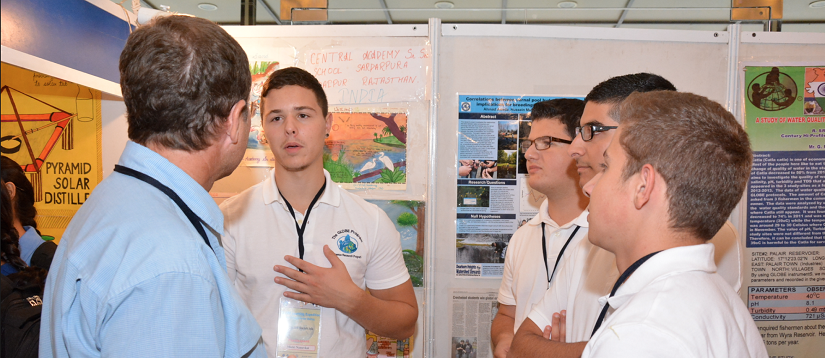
{"left": 391, "top": 200, "right": 425, "bottom": 257}
{"left": 370, "top": 113, "right": 407, "bottom": 144}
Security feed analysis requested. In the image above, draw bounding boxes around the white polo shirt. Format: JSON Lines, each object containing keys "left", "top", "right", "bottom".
{"left": 581, "top": 243, "right": 767, "bottom": 358}
{"left": 528, "top": 221, "right": 744, "bottom": 342}
{"left": 220, "top": 170, "right": 410, "bottom": 358}
{"left": 497, "top": 201, "right": 588, "bottom": 332}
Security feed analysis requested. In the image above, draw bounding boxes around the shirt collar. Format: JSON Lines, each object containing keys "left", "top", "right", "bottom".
{"left": 116, "top": 141, "right": 224, "bottom": 232}
{"left": 605, "top": 243, "right": 717, "bottom": 309}
{"left": 262, "top": 169, "right": 341, "bottom": 212}
{"left": 527, "top": 200, "right": 589, "bottom": 229}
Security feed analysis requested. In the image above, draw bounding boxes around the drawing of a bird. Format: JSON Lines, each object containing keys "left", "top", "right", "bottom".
{"left": 376, "top": 152, "right": 394, "bottom": 172}
{"left": 359, "top": 158, "right": 378, "bottom": 173}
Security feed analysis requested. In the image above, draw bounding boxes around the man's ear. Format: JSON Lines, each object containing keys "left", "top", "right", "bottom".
{"left": 226, "top": 99, "right": 247, "bottom": 145}
{"left": 633, "top": 164, "right": 656, "bottom": 210}
{"left": 325, "top": 112, "right": 333, "bottom": 136}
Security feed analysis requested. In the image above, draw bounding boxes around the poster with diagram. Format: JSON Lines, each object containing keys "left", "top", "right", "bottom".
{"left": 0, "top": 63, "right": 102, "bottom": 243}
{"left": 455, "top": 94, "right": 581, "bottom": 277}
{"left": 742, "top": 64, "right": 825, "bottom": 358}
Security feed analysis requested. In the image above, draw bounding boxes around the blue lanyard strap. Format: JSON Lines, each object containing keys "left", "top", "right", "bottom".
{"left": 113, "top": 165, "right": 213, "bottom": 253}
{"left": 590, "top": 250, "right": 662, "bottom": 337}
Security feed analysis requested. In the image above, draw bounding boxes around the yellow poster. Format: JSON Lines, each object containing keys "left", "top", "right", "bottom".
{"left": 1, "top": 63, "right": 102, "bottom": 243}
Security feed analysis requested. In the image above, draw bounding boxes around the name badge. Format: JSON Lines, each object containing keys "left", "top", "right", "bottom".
{"left": 276, "top": 297, "right": 322, "bottom": 358}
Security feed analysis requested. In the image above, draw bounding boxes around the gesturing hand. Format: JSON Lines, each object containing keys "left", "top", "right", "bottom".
{"left": 273, "top": 245, "right": 365, "bottom": 313}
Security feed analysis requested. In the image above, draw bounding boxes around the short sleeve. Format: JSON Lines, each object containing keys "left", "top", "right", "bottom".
{"left": 100, "top": 272, "right": 226, "bottom": 357}
{"left": 497, "top": 234, "right": 517, "bottom": 305}
{"left": 219, "top": 201, "right": 239, "bottom": 283}
{"left": 364, "top": 209, "right": 410, "bottom": 290}
{"left": 583, "top": 323, "right": 692, "bottom": 358}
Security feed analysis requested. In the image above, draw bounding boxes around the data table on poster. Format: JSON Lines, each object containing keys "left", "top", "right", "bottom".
{"left": 749, "top": 286, "right": 825, "bottom": 321}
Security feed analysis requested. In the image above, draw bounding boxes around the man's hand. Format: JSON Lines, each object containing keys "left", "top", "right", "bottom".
{"left": 550, "top": 310, "right": 567, "bottom": 342}
{"left": 493, "top": 335, "right": 512, "bottom": 358}
{"left": 273, "top": 245, "right": 365, "bottom": 312}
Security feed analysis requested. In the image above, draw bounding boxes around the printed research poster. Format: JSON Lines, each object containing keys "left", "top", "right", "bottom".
{"left": 454, "top": 94, "right": 581, "bottom": 278}
{"left": 743, "top": 65, "right": 825, "bottom": 358}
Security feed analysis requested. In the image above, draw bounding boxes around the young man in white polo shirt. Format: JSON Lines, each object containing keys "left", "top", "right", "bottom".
{"left": 510, "top": 74, "right": 744, "bottom": 357}
{"left": 577, "top": 90, "right": 766, "bottom": 357}
{"left": 220, "top": 67, "right": 417, "bottom": 357}
{"left": 490, "top": 99, "right": 589, "bottom": 358}
{"left": 508, "top": 73, "right": 679, "bottom": 358}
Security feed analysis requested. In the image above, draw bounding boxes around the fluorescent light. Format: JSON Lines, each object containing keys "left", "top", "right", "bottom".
{"left": 198, "top": 3, "right": 218, "bottom": 11}
{"left": 810, "top": 1, "right": 825, "bottom": 8}
{"left": 434, "top": 1, "right": 455, "bottom": 9}
{"left": 558, "top": 1, "right": 577, "bottom": 8}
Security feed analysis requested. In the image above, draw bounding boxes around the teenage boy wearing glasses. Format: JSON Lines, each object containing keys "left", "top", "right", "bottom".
{"left": 490, "top": 99, "right": 589, "bottom": 358}
{"left": 507, "top": 73, "right": 677, "bottom": 357}
{"left": 508, "top": 74, "right": 744, "bottom": 357}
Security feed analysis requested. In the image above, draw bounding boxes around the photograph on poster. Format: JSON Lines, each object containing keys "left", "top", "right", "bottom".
{"left": 497, "top": 120, "right": 518, "bottom": 150}
{"left": 497, "top": 150, "right": 517, "bottom": 179}
{"left": 325, "top": 110, "right": 407, "bottom": 190}
{"left": 456, "top": 233, "right": 510, "bottom": 265}
{"left": 517, "top": 116, "right": 532, "bottom": 174}
{"left": 457, "top": 186, "right": 490, "bottom": 207}
{"left": 450, "top": 337, "right": 477, "bottom": 358}
{"left": 803, "top": 67, "right": 825, "bottom": 115}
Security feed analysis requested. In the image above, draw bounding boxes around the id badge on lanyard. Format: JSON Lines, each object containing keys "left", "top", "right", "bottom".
{"left": 276, "top": 297, "right": 322, "bottom": 357}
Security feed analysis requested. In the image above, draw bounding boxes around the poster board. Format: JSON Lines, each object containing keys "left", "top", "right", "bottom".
{"left": 737, "top": 32, "right": 825, "bottom": 358}
{"left": 430, "top": 23, "right": 733, "bottom": 358}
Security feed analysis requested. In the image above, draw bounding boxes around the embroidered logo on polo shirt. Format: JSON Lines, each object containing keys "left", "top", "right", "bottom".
{"left": 332, "top": 229, "right": 363, "bottom": 258}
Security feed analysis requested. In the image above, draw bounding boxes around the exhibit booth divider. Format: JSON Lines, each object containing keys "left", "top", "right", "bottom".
{"left": 2, "top": 0, "right": 824, "bottom": 356}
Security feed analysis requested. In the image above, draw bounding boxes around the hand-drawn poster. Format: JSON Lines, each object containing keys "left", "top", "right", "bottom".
{"left": 455, "top": 95, "right": 581, "bottom": 278}
{"left": 742, "top": 65, "right": 825, "bottom": 358}
{"left": 326, "top": 107, "right": 408, "bottom": 191}
{"left": 241, "top": 60, "right": 281, "bottom": 167}
{"left": 366, "top": 200, "right": 424, "bottom": 287}
{"left": 365, "top": 331, "right": 412, "bottom": 358}
{"left": 1, "top": 63, "right": 102, "bottom": 243}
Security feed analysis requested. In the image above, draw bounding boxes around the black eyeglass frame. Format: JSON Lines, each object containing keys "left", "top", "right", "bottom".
{"left": 520, "top": 136, "right": 573, "bottom": 151}
{"left": 575, "top": 125, "right": 618, "bottom": 141}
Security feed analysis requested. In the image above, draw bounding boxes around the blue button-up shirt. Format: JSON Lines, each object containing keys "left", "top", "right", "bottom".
{"left": 41, "top": 141, "right": 264, "bottom": 357}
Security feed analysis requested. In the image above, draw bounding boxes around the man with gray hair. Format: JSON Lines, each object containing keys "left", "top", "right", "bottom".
{"left": 41, "top": 16, "right": 264, "bottom": 357}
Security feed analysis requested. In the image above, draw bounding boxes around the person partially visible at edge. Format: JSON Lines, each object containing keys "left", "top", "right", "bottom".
{"left": 574, "top": 91, "right": 765, "bottom": 357}
{"left": 1, "top": 156, "right": 57, "bottom": 273}
{"left": 220, "top": 67, "right": 416, "bottom": 357}
{"left": 40, "top": 15, "right": 265, "bottom": 357}
{"left": 490, "top": 99, "right": 588, "bottom": 358}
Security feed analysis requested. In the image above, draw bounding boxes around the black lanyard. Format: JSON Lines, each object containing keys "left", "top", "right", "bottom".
{"left": 541, "top": 223, "right": 581, "bottom": 286}
{"left": 590, "top": 250, "right": 662, "bottom": 337}
{"left": 113, "top": 165, "right": 213, "bottom": 253}
{"left": 278, "top": 179, "right": 326, "bottom": 265}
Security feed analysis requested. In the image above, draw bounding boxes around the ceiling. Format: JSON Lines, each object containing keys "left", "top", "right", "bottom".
{"left": 117, "top": 0, "right": 825, "bottom": 32}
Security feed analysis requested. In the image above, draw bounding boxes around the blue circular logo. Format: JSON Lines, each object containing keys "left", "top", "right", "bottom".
{"left": 337, "top": 234, "right": 358, "bottom": 254}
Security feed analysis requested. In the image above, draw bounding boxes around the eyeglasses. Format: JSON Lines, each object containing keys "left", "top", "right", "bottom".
{"left": 575, "top": 125, "right": 618, "bottom": 141}
{"left": 521, "top": 136, "right": 572, "bottom": 151}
